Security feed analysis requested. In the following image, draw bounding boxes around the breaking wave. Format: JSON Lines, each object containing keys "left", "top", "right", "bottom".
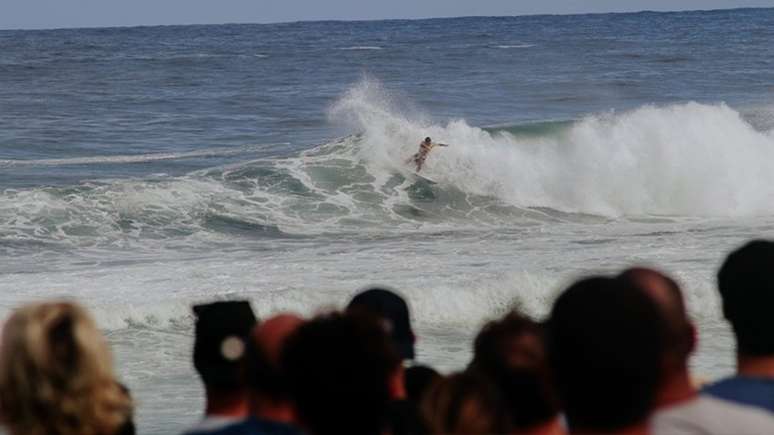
{"left": 3, "top": 78, "right": 774, "bottom": 254}
{"left": 331, "top": 78, "right": 774, "bottom": 217}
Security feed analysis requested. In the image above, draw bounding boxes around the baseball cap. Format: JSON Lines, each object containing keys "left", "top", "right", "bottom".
{"left": 347, "top": 288, "right": 415, "bottom": 360}
{"left": 193, "top": 300, "right": 257, "bottom": 389}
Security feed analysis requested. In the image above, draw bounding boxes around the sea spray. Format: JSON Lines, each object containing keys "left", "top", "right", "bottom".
{"left": 334, "top": 79, "right": 774, "bottom": 216}
{"left": 3, "top": 84, "right": 774, "bottom": 256}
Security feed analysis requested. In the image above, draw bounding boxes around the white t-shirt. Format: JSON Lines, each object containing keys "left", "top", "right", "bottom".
{"left": 651, "top": 395, "right": 774, "bottom": 435}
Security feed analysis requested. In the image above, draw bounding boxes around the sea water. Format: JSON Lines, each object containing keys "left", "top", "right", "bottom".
{"left": 2, "top": 8, "right": 774, "bottom": 433}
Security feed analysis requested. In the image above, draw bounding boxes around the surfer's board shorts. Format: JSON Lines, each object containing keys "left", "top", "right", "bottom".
{"left": 413, "top": 152, "right": 427, "bottom": 164}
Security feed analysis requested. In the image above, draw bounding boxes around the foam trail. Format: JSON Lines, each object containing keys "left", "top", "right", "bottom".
{"left": 331, "top": 78, "right": 774, "bottom": 217}
{"left": 0, "top": 144, "right": 278, "bottom": 167}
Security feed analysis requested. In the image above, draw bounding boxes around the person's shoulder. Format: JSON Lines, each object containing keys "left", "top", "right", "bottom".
{"left": 703, "top": 375, "right": 774, "bottom": 411}
{"left": 692, "top": 394, "right": 774, "bottom": 417}
{"left": 652, "top": 395, "right": 774, "bottom": 435}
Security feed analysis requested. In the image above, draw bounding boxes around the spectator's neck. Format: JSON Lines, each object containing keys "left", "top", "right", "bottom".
{"left": 249, "top": 396, "right": 296, "bottom": 424}
{"left": 737, "top": 354, "right": 774, "bottom": 378}
{"left": 655, "top": 366, "right": 697, "bottom": 409}
{"left": 205, "top": 388, "right": 249, "bottom": 418}
{"left": 516, "top": 416, "right": 565, "bottom": 435}
{"left": 389, "top": 365, "right": 407, "bottom": 400}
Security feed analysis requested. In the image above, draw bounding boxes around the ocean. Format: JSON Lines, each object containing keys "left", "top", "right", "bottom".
{"left": 2, "top": 7, "right": 774, "bottom": 433}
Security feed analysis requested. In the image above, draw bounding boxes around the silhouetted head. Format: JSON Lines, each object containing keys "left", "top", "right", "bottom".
{"left": 718, "top": 239, "right": 774, "bottom": 356}
{"left": 282, "top": 312, "right": 401, "bottom": 435}
{"left": 619, "top": 268, "right": 694, "bottom": 368}
{"left": 469, "top": 311, "right": 559, "bottom": 430}
{"left": 424, "top": 137, "right": 432, "bottom": 144}
{"left": 547, "top": 276, "right": 665, "bottom": 433}
{"left": 193, "top": 300, "right": 257, "bottom": 391}
{"left": 245, "top": 313, "right": 304, "bottom": 403}
{"left": 347, "top": 288, "right": 415, "bottom": 360}
{"left": 254, "top": 313, "right": 304, "bottom": 365}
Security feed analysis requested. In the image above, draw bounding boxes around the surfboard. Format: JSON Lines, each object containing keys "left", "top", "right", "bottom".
{"left": 409, "top": 172, "right": 438, "bottom": 184}
{"left": 401, "top": 158, "right": 437, "bottom": 184}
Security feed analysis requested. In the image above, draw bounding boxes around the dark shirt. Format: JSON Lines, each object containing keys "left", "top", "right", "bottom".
{"left": 201, "top": 417, "right": 305, "bottom": 435}
{"left": 386, "top": 400, "right": 428, "bottom": 435}
{"left": 703, "top": 376, "right": 774, "bottom": 413}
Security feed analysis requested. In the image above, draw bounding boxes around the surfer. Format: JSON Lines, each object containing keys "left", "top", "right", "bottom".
{"left": 408, "top": 137, "right": 448, "bottom": 172}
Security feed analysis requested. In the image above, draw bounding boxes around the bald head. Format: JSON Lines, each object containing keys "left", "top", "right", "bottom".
{"left": 254, "top": 313, "right": 304, "bottom": 365}
{"left": 243, "top": 313, "right": 305, "bottom": 409}
{"left": 619, "top": 268, "right": 694, "bottom": 362}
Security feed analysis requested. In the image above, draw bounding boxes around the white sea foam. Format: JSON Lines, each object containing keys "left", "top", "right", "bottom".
{"left": 0, "top": 247, "right": 723, "bottom": 333}
{"left": 0, "top": 145, "right": 271, "bottom": 167}
{"left": 331, "top": 78, "right": 774, "bottom": 217}
{"left": 4, "top": 79, "right": 774, "bottom": 258}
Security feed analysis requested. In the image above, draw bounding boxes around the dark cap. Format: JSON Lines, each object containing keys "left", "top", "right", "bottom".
{"left": 347, "top": 288, "right": 415, "bottom": 360}
{"left": 193, "top": 300, "right": 257, "bottom": 389}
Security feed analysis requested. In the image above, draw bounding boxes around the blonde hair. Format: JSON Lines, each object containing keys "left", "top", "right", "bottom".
{"left": 0, "top": 301, "right": 133, "bottom": 435}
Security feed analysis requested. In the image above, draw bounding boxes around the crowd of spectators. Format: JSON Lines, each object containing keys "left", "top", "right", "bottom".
{"left": 4, "top": 239, "right": 774, "bottom": 434}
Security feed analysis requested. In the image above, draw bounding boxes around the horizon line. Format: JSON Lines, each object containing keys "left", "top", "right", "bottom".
{"left": 0, "top": 6, "right": 770, "bottom": 32}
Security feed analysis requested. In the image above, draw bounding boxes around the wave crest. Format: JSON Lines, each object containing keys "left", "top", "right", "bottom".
{"left": 333, "top": 78, "right": 774, "bottom": 217}
{"left": 3, "top": 79, "right": 774, "bottom": 253}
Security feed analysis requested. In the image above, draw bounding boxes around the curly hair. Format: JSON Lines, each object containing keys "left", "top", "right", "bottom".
{"left": 0, "top": 301, "right": 133, "bottom": 435}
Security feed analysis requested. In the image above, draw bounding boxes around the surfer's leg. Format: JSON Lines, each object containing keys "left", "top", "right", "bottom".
{"left": 415, "top": 153, "right": 426, "bottom": 172}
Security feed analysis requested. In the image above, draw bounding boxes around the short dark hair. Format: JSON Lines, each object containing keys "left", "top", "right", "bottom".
{"left": 547, "top": 277, "right": 664, "bottom": 432}
{"left": 469, "top": 311, "right": 559, "bottom": 429}
{"left": 718, "top": 240, "right": 774, "bottom": 356}
{"left": 282, "top": 312, "right": 400, "bottom": 435}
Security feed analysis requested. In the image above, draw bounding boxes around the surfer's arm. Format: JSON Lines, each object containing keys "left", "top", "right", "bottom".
{"left": 437, "top": 143, "right": 449, "bottom": 147}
